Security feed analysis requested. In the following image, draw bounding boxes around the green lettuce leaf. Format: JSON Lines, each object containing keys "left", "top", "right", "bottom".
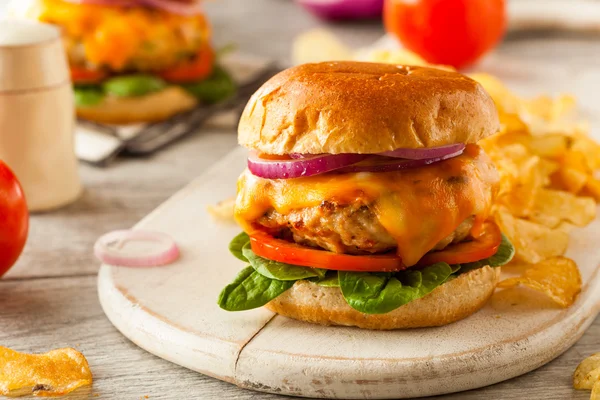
{"left": 229, "top": 232, "right": 250, "bottom": 262}
{"left": 243, "top": 243, "right": 326, "bottom": 281}
{"left": 217, "top": 266, "right": 294, "bottom": 311}
{"left": 339, "top": 263, "right": 453, "bottom": 314}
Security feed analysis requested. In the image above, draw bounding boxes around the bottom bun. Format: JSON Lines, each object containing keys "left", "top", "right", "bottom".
{"left": 76, "top": 87, "right": 198, "bottom": 125}
{"left": 265, "top": 266, "right": 500, "bottom": 330}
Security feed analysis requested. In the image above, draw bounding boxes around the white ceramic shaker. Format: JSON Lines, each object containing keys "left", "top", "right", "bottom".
{"left": 0, "top": 20, "right": 81, "bottom": 212}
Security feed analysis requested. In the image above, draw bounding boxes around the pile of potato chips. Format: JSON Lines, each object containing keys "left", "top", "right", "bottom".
{"left": 470, "top": 73, "right": 600, "bottom": 307}
{"left": 293, "top": 29, "right": 600, "bottom": 308}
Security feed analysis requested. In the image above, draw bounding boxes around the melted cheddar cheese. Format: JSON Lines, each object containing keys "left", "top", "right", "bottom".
{"left": 235, "top": 145, "right": 499, "bottom": 266}
{"left": 37, "top": 0, "right": 209, "bottom": 71}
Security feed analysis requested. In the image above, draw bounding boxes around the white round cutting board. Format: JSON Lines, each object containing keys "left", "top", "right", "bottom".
{"left": 98, "top": 47, "right": 600, "bottom": 398}
{"left": 98, "top": 145, "right": 600, "bottom": 399}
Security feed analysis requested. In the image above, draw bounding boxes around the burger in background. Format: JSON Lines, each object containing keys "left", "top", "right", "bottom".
{"left": 18, "top": 0, "right": 235, "bottom": 124}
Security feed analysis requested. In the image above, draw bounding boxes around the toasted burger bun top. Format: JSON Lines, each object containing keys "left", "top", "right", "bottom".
{"left": 238, "top": 61, "right": 499, "bottom": 155}
{"left": 266, "top": 265, "right": 500, "bottom": 330}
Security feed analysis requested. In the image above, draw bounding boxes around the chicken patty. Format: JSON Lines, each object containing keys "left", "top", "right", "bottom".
{"left": 257, "top": 201, "right": 475, "bottom": 255}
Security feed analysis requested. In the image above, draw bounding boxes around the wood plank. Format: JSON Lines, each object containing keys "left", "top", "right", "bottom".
{"left": 0, "top": 275, "right": 593, "bottom": 399}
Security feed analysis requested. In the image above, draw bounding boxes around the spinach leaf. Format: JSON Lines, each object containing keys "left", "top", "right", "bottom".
{"left": 339, "top": 263, "right": 453, "bottom": 314}
{"left": 455, "top": 233, "right": 515, "bottom": 275}
{"left": 74, "top": 85, "right": 105, "bottom": 107}
{"left": 217, "top": 266, "right": 294, "bottom": 311}
{"left": 243, "top": 243, "right": 326, "bottom": 281}
{"left": 229, "top": 232, "right": 250, "bottom": 262}
{"left": 309, "top": 271, "right": 340, "bottom": 287}
{"left": 103, "top": 74, "right": 166, "bottom": 97}
{"left": 182, "top": 66, "right": 236, "bottom": 104}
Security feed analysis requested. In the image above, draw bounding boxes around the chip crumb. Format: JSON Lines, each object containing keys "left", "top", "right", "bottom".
{"left": 207, "top": 197, "right": 235, "bottom": 221}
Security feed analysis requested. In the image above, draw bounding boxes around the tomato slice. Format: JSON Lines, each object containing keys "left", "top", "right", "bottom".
{"left": 70, "top": 67, "right": 107, "bottom": 84}
{"left": 417, "top": 222, "right": 502, "bottom": 266}
{"left": 158, "top": 45, "right": 215, "bottom": 83}
{"left": 250, "top": 231, "right": 407, "bottom": 272}
{"left": 250, "top": 221, "right": 502, "bottom": 272}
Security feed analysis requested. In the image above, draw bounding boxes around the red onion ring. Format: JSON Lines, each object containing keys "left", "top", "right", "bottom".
{"left": 248, "top": 152, "right": 368, "bottom": 179}
{"left": 336, "top": 149, "right": 465, "bottom": 173}
{"left": 62, "top": 0, "right": 203, "bottom": 16}
{"left": 62, "top": 0, "right": 138, "bottom": 4}
{"left": 94, "top": 230, "right": 180, "bottom": 267}
{"left": 378, "top": 143, "right": 466, "bottom": 160}
{"left": 142, "top": 0, "right": 203, "bottom": 15}
{"left": 297, "top": 0, "right": 383, "bottom": 20}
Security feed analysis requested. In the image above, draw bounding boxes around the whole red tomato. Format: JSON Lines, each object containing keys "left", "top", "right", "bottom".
{"left": 384, "top": 0, "right": 506, "bottom": 69}
{"left": 0, "top": 161, "right": 28, "bottom": 277}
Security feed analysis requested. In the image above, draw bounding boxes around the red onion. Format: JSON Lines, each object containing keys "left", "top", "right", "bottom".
{"left": 63, "top": 0, "right": 203, "bottom": 15}
{"left": 62, "top": 0, "right": 138, "bottom": 4}
{"left": 94, "top": 230, "right": 180, "bottom": 267}
{"left": 296, "top": 0, "right": 383, "bottom": 20}
{"left": 142, "top": 0, "right": 203, "bottom": 15}
{"left": 378, "top": 144, "right": 466, "bottom": 160}
{"left": 337, "top": 149, "right": 465, "bottom": 173}
{"left": 248, "top": 152, "right": 368, "bottom": 179}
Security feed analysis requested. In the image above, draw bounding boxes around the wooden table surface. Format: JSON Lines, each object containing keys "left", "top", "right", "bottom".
{"left": 2, "top": 1, "right": 600, "bottom": 399}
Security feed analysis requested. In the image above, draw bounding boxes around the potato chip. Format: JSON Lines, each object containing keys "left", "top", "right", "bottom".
{"left": 592, "top": 381, "right": 600, "bottom": 400}
{"left": 571, "top": 134, "right": 600, "bottom": 171}
{"left": 359, "top": 48, "right": 427, "bottom": 66}
{"left": 556, "top": 221, "right": 576, "bottom": 234}
{"left": 207, "top": 197, "right": 236, "bottom": 221}
{"left": 494, "top": 208, "right": 569, "bottom": 264}
{"left": 526, "top": 135, "right": 569, "bottom": 158}
{"left": 560, "top": 150, "right": 591, "bottom": 174}
{"left": 551, "top": 167, "right": 588, "bottom": 194}
{"left": 523, "top": 94, "right": 577, "bottom": 122}
{"left": 574, "top": 352, "right": 600, "bottom": 390}
{"left": 537, "top": 159, "right": 560, "bottom": 185}
{"left": 292, "top": 29, "right": 352, "bottom": 65}
{"left": 583, "top": 177, "right": 600, "bottom": 202}
{"left": 533, "top": 189, "right": 596, "bottom": 227}
{"left": 497, "top": 161, "right": 540, "bottom": 217}
{"left": 0, "top": 346, "right": 93, "bottom": 397}
{"left": 492, "top": 149, "right": 546, "bottom": 217}
{"left": 527, "top": 211, "right": 561, "bottom": 229}
{"left": 469, "top": 73, "right": 521, "bottom": 114}
{"left": 497, "top": 256, "right": 581, "bottom": 307}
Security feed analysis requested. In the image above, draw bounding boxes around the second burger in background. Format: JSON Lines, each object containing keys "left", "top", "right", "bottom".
{"left": 28, "top": 0, "right": 235, "bottom": 124}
